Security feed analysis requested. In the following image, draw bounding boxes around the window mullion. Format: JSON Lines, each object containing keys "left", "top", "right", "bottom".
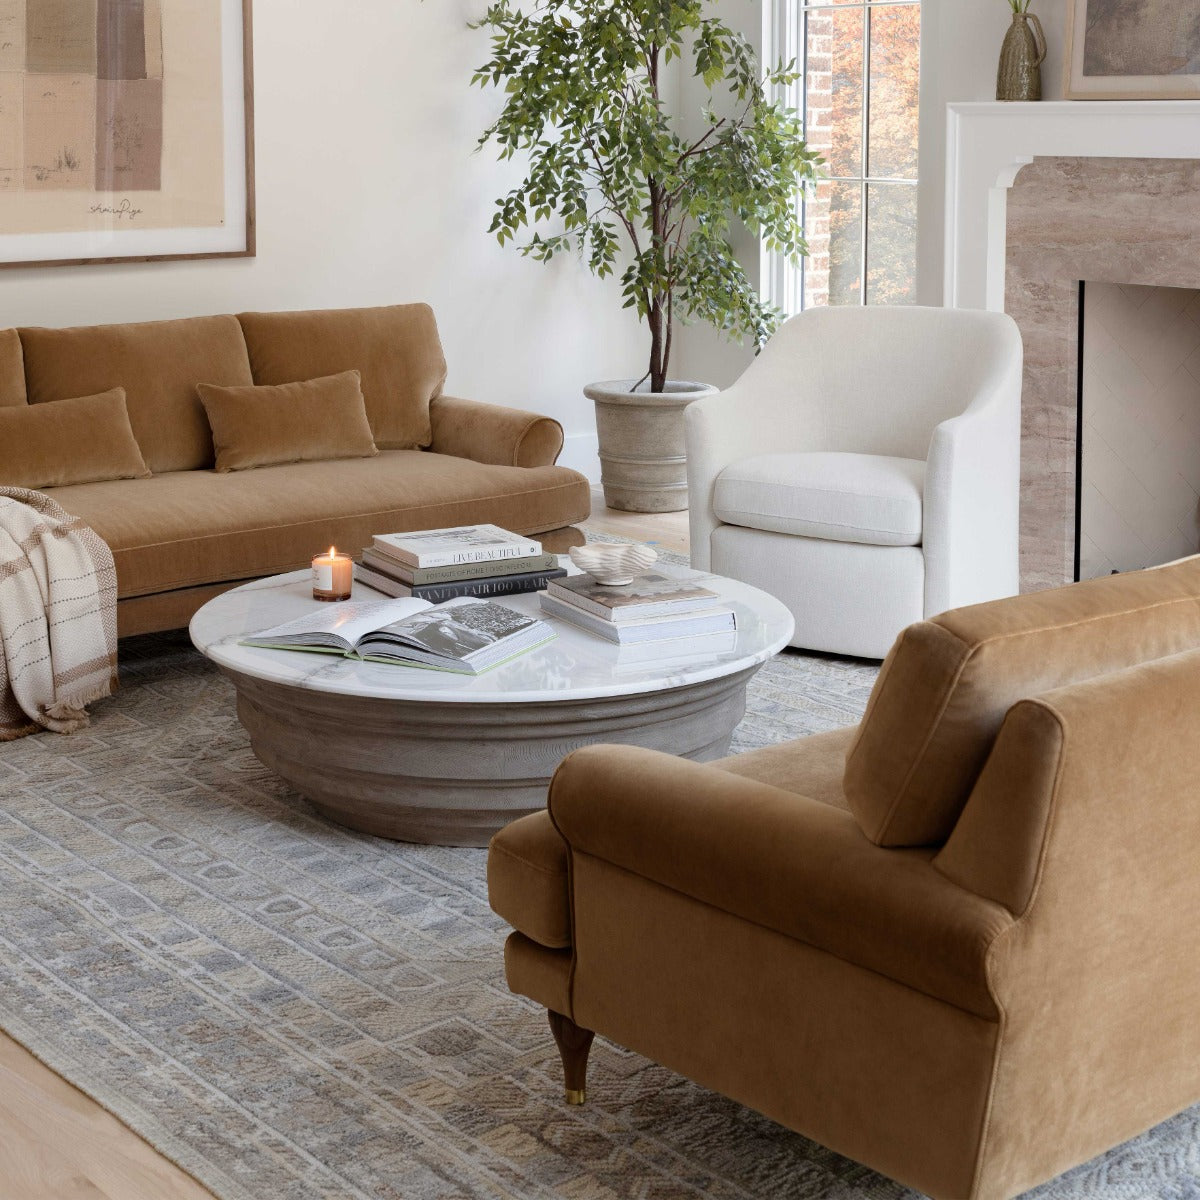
{"left": 799, "top": 2, "right": 809, "bottom": 315}
{"left": 860, "top": 2, "right": 871, "bottom": 306}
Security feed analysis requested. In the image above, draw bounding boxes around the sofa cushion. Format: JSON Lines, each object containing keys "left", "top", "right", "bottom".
{"left": 713, "top": 452, "right": 924, "bottom": 547}
{"left": 0, "top": 329, "right": 26, "bottom": 406}
{"left": 197, "top": 370, "right": 378, "bottom": 473}
{"left": 19, "top": 315, "right": 254, "bottom": 474}
{"left": 237, "top": 304, "right": 447, "bottom": 451}
{"left": 845, "top": 555, "right": 1200, "bottom": 847}
{"left": 488, "top": 811, "right": 571, "bottom": 949}
{"left": 44, "top": 450, "right": 590, "bottom": 598}
{"left": 0, "top": 387, "right": 150, "bottom": 489}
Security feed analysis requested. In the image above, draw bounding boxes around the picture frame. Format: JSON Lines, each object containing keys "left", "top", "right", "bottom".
{"left": 1064, "top": 0, "right": 1200, "bottom": 99}
{"left": 0, "top": 0, "right": 254, "bottom": 269}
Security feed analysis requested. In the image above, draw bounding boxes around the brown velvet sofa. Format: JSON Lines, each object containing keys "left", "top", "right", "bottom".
{"left": 488, "top": 555, "right": 1200, "bottom": 1200}
{"left": 0, "top": 305, "right": 589, "bottom": 636}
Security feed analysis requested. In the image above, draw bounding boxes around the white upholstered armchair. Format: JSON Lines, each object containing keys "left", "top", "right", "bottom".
{"left": 686, "top": 306, "right": 1023, "bottom": 658}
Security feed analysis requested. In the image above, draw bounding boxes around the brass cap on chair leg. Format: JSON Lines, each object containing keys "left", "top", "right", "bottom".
{"left": 564, "top": 1087, "right": 586, "bottom": 1106}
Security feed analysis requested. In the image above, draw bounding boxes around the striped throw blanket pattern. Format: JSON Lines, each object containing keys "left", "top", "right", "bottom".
{"left": 0, "top": 488, "right": 118, "bottom": 741}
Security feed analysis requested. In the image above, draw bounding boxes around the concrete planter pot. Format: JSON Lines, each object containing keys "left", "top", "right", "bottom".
{"left": 585, "top": 378, "right": 718, "bottom": 513}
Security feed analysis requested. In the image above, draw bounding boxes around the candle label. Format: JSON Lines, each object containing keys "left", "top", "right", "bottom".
{"left": 312, "top": 563, "right": 334, "bottom": 593}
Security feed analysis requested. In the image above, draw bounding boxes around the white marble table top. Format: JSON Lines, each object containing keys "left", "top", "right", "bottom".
{"left": 189, "top": 562, "right": 795, "bottom": 704}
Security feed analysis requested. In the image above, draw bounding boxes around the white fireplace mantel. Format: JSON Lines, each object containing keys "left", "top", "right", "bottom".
{"left": 944, "top": 100, "right": 1200, "bottom": 313}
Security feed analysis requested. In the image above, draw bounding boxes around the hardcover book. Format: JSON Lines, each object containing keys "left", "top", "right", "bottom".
{"left": 539, "top": 591, "right": 736, "bottom": 644}
{"left": 354, "top": 562, "right": 566, "bottom": 603}
{"left": 372, "top": 524, "right": 541, "bottom": 569}
{"left": 547, "top": 572, "right": 719, "bottom": 622}
{"left": 241, "top": 596, "right": 554, "bottom": 675}
{"left": 361, "top": 546, "right": 557, "bottom": 585}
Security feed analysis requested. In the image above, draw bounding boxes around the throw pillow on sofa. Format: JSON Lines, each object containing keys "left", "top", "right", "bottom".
{"left": 236, "top": 304, "right": 447, "bottom": 450}
{"left": 0, "top": 387, "right": 151, "bottom": 489}
{"left": 197, "top": 370, "right": 379, "bottom": 473}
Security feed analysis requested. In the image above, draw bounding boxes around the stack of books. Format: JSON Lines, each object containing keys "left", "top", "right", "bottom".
{"left": 540, "top": 572, "right": 737, "bottom": 643}
{"left": 353, "top": 523, "right": 566, "bottom": 603}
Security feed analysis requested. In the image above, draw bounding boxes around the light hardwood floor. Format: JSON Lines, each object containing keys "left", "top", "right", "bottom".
{"left": 584, "top": 487, "right": 690, "bottom": 555}
{"left": 0, "top": 1035, "right": 215, "bottom": 1200}
{"left": 0, "top": 494, "right": 689, "bottom": 1200}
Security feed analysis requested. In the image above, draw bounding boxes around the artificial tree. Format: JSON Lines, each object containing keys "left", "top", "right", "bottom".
{"left": 472, "top": 0, "right": 819, "bottom": 394}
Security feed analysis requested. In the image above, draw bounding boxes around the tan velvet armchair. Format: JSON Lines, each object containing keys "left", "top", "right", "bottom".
{"left": 487, "top": 556, "right": 1200, "bottom": 1200}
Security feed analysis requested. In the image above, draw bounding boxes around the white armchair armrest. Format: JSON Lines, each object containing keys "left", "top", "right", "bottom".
{"left": 924, "top": 356, "right": 1023, "bottom": 616}
{"left": 685, "top": 389, "right": 773, "bottom": 569}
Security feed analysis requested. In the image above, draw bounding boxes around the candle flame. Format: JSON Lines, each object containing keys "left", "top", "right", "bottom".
{"left": 328, "top": 546, "right": 336, "bottom": 557}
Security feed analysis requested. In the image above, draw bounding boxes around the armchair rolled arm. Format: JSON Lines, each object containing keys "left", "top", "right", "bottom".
{"left": 549, "top": 744, "right": 1012, "bottom": 1018}
{"left": 428, "top": 394, "right": 564, "bottom": 468}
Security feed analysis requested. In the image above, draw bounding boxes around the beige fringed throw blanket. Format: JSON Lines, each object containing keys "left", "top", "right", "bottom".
{"left": 0, "top": 488, "right": 118, "bottom": 741}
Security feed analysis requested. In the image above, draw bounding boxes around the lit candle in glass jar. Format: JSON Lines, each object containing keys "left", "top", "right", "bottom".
{"left": 312, "top": 546, "right": 353, "bottom": 602}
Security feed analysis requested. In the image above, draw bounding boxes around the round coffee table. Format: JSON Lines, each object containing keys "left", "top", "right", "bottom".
{"left": 190, "top": 563, "right": 793, "bottom": 846}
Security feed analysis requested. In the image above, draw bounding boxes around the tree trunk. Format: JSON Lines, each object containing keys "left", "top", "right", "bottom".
{"left": 644, "top": 110, "right": 671, "bottom": 395}
{"left": 647, "top": 295, "right": 670, "bottom": 394}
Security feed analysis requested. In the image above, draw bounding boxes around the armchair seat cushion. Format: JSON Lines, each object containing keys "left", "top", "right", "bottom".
{"left": 712, "top": 452, "right": 924, "bottom": 547}
{"left": 712, "top": 726, "right": 856, "bottom": 810}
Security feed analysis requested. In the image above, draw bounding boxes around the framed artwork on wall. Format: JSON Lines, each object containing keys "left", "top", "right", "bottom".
{"left": 0, "top": 0, "right": 254, "bottom": 269}
{"left": 1064, "top": 0, "right": 1200, "bottom": 98}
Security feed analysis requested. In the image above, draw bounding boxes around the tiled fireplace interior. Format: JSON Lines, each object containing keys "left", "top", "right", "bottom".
{"left": 1079, "top": 283, "right": 1200, "bottom": 580}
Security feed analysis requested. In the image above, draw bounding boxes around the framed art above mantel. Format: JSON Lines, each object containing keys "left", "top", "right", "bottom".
{"left": 1064, "top": 0, "right": 1200, "bottom": 99}
{"left": 0, "top": 0, "right": 254, "bottom": 269}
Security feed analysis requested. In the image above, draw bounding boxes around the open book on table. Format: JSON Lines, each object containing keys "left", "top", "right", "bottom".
{"left": 241, "top": 596, "right": 555, "bottom": 675}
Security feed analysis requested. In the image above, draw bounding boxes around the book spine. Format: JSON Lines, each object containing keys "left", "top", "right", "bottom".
{"left": 354, "top": 564, "right": 412, "bottom": 597}
{"left": 543, "top": 583, "right": 613, "bottom": 620}
{"left": 365, "top": 550, "right": 556, "bottom": 585}
{"left": 408, "top": 569, "right": 566, "bottom": 604}
{"left": 539, "top": 594, "right": 622, "bottom": 641}
{"left": 373, "top": 541, "right": 541, "bottom": 569}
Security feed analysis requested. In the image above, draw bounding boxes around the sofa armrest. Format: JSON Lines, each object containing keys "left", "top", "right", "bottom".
{"left": 549, "top": 744, "right": 1013, "bottom": 1018}
{"left": 427, "top": 394, "right": 564, "bottom": 468}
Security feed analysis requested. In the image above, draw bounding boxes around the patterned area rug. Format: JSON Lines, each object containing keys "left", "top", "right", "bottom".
{"left": 0, "top": 587, "right": 1196, "bottom": 1197}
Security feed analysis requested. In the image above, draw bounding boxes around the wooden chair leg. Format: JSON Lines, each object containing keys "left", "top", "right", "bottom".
{"left": 547, "top": 1010, "right": 595, "bottom": 1105}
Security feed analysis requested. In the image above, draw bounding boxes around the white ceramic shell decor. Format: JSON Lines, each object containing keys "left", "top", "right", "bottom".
{"left": 568, "top": 542, "right": 658, "bottom": 586}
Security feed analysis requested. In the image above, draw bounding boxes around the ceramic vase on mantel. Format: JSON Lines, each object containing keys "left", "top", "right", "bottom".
{"left": 996, "top": 10, "right": 1046, "bottom": 101}
{"left": 586, "top": 379, "right": 718, "bottom": 513}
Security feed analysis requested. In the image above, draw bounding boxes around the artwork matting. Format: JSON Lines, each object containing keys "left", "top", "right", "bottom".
{"left": 1064, "top": 0, "right": 1200, "bottom": 99}
{"left": 0, "top": 0, "right": 254, "bottom": 269}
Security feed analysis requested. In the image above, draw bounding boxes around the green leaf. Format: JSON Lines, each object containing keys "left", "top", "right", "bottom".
{"left": 468, "top": 0, "right": 817, "bottom": 380}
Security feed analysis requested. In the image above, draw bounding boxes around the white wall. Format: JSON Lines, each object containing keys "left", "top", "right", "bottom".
{"left": 673, "top": 0, "right": 1069, "bottom": 387}
{"left": 0, "top": 0, "right": 647, "bottom": 477}
{"left": 671, "top": 2, "right": 767, "bottom": 388}
{"left": 916, "top": 0, "right": 1066, "bottom": 305}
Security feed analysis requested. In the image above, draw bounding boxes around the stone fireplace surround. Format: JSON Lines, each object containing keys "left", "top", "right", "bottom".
{"left": 944, "top": 101, "right": 1200, "bottom": 591}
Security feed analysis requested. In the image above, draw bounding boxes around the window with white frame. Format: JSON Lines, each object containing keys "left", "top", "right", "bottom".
{"left": 766, "top": 0, "right": 921, "bottom": 313}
